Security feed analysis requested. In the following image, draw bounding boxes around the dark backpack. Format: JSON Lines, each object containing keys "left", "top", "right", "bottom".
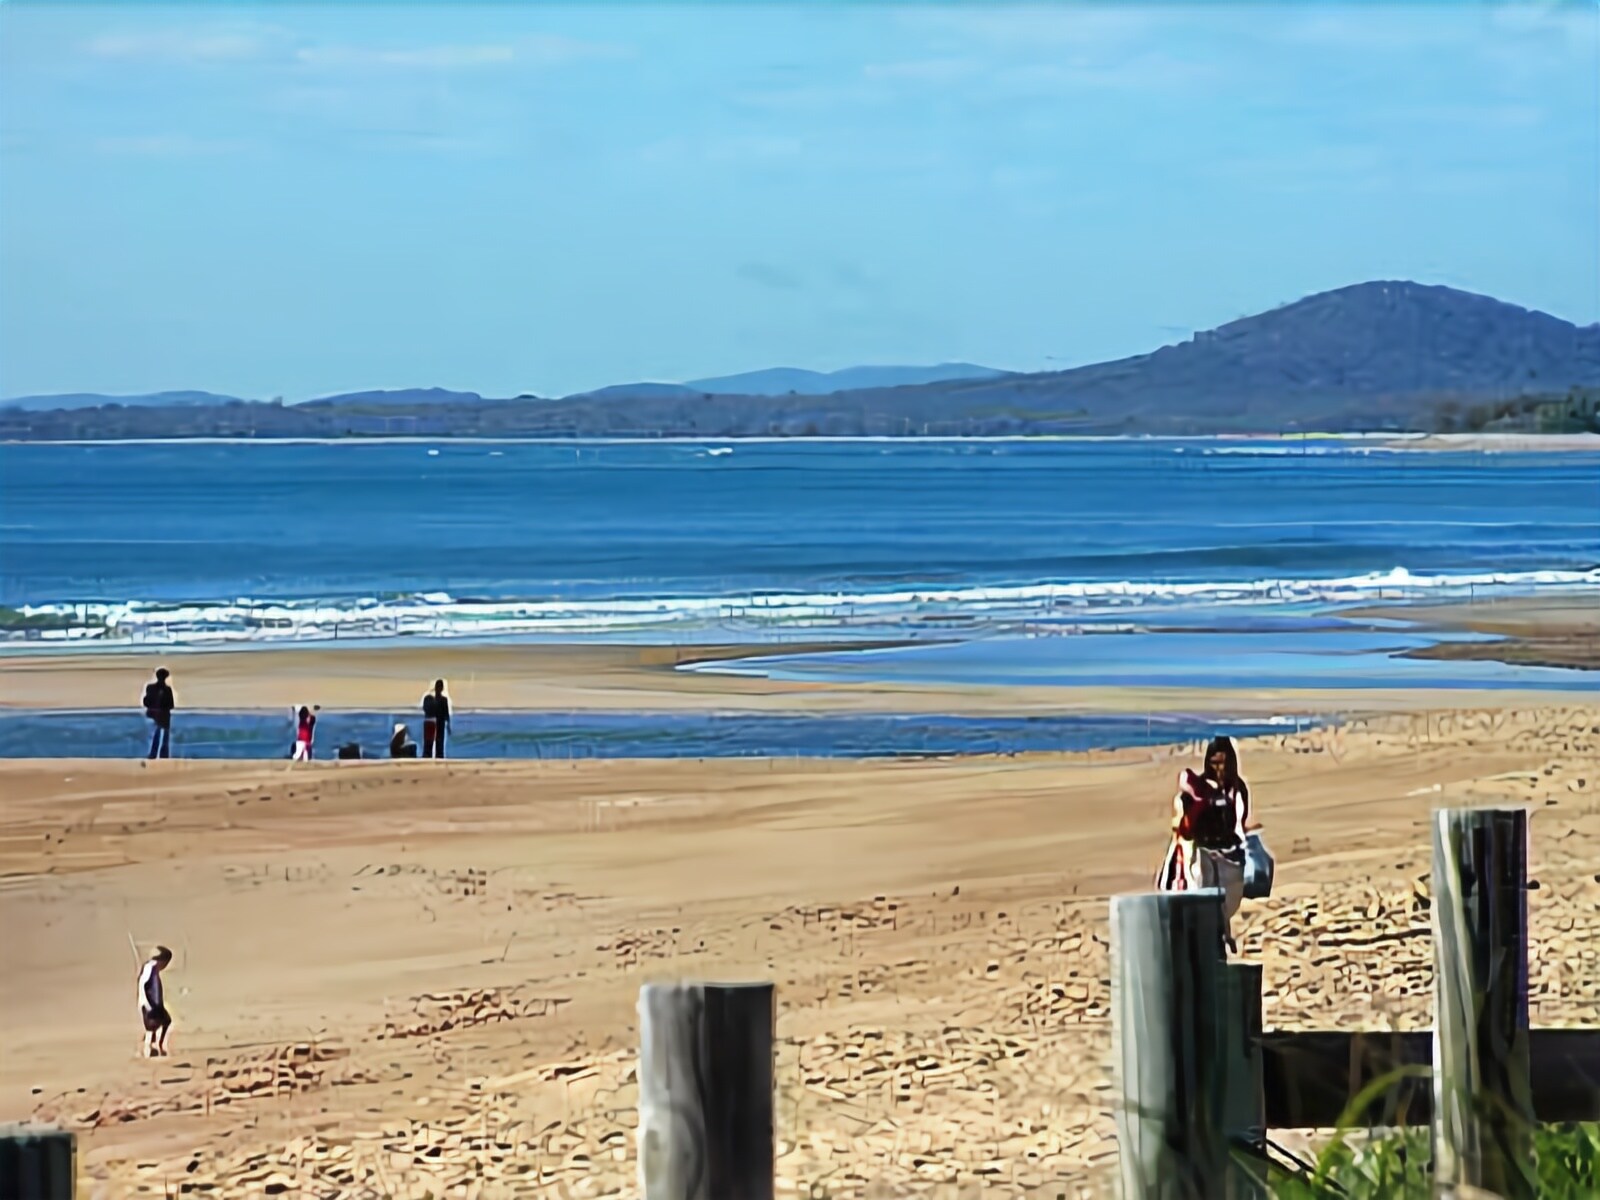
{"left": 142, "top": 683, "right": 159, "bottom": 714}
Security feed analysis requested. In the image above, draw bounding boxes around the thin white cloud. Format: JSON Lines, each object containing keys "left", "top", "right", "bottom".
{"left": 85, "top": 25, "right": 291, "bottom": 64}
{"left": 859, "top": 7, "right": 1214, "bottom": 102}
{"left": 897, "top": 6, "right": 1160, "bottom": 52}
{"left": 733, "top": 80, "right": 882, "bottom": 113}
{"left": 365, "top": 131, "right": 506, "bottom": 157}
{"left": 640, "top": 134, "right": 805, "bottom": 167}
{"left": 292, "top": 33, "right": 629, "bottom": 70}
{"left": 94, "top": 133, "right": 251, "bottom": 157}
{"left": 995, "top": 53, "right": 1219, "bottom": 94}
{"left": 1278, "top": 11, "right": 1467, "bottom": 52}
{"left": 862, "top": 58, "right": 980, "bottom": 86}
{"left": 1203, "top": 144, "right": 1402, "bottom": 195}
{"left": 515, "top": 33, "right": 633, "bottom": 67}
{"left": 1388, "top": 102, "right": 1548, "bottom": 131}
{"left": 84, "top": 25, "right": 629, "bottom": 72}
{"left": 1281, "top": 2, "right": 1595, "bottom": 57}
{"left": 857, "top": 50, "right": 1216, "bottom": 99}
{"left": 1487, "top": 0, "right": 1599, "bottom": 49}
{"left": 295, "top": 44, "right": 516, "bottom": 70}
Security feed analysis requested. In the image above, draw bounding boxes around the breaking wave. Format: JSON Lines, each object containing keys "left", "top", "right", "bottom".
{"left": 3, "top": 566, "right": 1596, "bottom": 648}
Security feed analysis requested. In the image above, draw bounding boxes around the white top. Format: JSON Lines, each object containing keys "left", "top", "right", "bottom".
{"left": 138, "top": 959, "right": 163, "bottom": 1010}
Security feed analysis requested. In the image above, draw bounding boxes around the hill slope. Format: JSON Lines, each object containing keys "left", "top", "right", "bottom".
{"left": 5, "top": 282, "right": 1597, "bottom": 437}
{"left": 564, "top": 382, "right": 703, "bottom": 401}
{"left": 297, "top": 387, "right": 485, "bottom": 408}
{"left": 809, "top": 281, "right": 1600, "bottom": 432}
{"left": 685, "top": 362, "right": 1009, "bottom": 396}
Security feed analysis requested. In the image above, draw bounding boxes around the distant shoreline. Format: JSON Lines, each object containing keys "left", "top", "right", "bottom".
{"left": 5, "top": 431, "right": 1599, "bottom": 449}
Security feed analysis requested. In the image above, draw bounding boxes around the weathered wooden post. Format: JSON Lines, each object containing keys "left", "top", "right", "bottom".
{"left": 1222, "top": 966, "right": 1260, "bottom": 1196}
{"left": 0, "top": 1123, "right": 75, "bottom": 1200}
{"left": 638, "top": 982, "right": 775, "bottom": 1200}
{"left": 1112, "top": 890, "right": 1260, "bottom": 1199}
{"left": 1432, "top": 807, "right": 1534, "bottom": 1200}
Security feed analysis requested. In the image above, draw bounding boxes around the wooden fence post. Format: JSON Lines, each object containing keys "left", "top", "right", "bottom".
{"left": 1221, "top": 963, "right": 1266, "bottom": 1181}
{"left": 1432, "top": 807, "right": 1534, "bottom": 1200}
{"left": 0, "top": 1123, "right": 75, "bottom": 1200}
{"left": 638, "top": 982, "right": 775, "bottom": 1200}
{"left": 1113, "top": 890, "right": 1259, "bottom": 1199}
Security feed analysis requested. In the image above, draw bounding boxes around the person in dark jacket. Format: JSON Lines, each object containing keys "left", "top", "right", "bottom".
{"left": 421, "top": 679, "right": 451, "bottom": 759}
{"left": 142, "top": 668, "right": 176, "bottom": 759}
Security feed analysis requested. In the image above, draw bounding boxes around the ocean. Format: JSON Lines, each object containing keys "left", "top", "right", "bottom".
{"left": 3, "top": 438, "right": 1595, "bottom": 758}
{"left": 2, "top": 439, "right": 1595, "bottom": 650}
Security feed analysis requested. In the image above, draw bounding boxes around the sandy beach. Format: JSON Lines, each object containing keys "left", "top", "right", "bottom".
{"left": 2, "top": 602, "right": 1597, "bottom": 1196}
{"left": 1379, "top": 432, "right": 1600, "bottom": 452}
{"left": 3, "top": 696, "right": 1598, "bottom": 1198}
{"left": 3, "top": 594, "right": 1596, "bottom": 719}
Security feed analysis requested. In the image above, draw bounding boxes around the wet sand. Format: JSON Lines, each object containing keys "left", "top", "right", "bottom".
{"left": 2, "top": 633, "right": 1595, "bottom": 718}
{"left": 1355, "top": 597, "right": 1600, "bottom": 672}
{"left": 4, "top": 704, "right": 1599, "bottom": 1197}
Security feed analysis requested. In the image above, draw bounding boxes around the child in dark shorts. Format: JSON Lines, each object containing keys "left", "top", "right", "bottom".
{"left": 138, "top": 946, "right": 173, "bottom": 1057}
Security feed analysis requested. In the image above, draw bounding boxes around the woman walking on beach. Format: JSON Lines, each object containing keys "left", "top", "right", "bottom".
{"left": 291, "top": 705, "right": 317, "bottom": 761}
{"left": 1157, "top": 735, "right": 1251, "bottom": 952}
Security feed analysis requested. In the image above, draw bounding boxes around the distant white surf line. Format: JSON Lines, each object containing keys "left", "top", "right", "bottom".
{"left": 7, "top": 566, "right": 1597, "bottom": 648}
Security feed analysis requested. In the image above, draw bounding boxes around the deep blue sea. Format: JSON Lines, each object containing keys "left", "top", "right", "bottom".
{"left": 1, "top": 438, "right": 1596, "bottom": 696}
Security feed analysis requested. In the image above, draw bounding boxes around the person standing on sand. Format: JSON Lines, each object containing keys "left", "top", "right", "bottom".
{"left": 291, "top": 705, "right": 318, "bottom": 761}
{"left": 421, "top": 679, "right": 450, "bottom": 759}
{"left": 1156, "top": 736, "right": 1251, "bottom": 953}
{"left": 142, "top": 668, "right": 175, "bottom": 759}
{"left": 138, "top": 946, "right": 174, "bottom": 1057}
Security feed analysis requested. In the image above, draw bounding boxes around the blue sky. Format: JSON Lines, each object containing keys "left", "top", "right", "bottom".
{"left": 1, "top": 2, "right": 1596, "bottom": 401}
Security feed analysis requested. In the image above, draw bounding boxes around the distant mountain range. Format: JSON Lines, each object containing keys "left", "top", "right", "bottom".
{"left": 0, "top": 386, "right": 491, "bottom": 411}
{"left": 0, "top": 389, "right": 245, "bottom": 412}
{"left": 0, "top": 366, "right": 1006, "bottom": 410}
{"left": 5, "top": 281, "right": 1598, "bottom": 438}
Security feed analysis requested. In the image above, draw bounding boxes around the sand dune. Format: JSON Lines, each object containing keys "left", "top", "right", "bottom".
{"left": 4, "top": 704, "right": 1598, "bottom": 1197}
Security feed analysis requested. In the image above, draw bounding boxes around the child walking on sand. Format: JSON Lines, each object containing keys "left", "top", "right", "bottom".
{"left": 138, "top": 946, "right": 173, "bottom": 1057}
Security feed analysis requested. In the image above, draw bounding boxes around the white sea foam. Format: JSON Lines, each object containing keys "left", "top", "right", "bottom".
{"left": 6, "top": 566, "right": 1597, "bottom": 647}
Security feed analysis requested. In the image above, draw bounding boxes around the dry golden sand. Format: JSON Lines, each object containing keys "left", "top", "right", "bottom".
{"left": 3, "top": 704, "right": 1599, "bottom": 1198}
